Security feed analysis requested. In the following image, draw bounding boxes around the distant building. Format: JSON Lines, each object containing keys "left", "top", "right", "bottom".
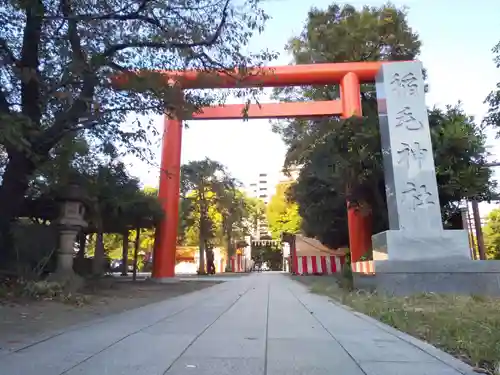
{"left": 278, "top": 165, "right": 301, "bottom": 184}
{"left": 245, "top": 172, "right": 272, "bottom": 239}
{"left": 245, "top": 167, "right": 303, "bottom": 239}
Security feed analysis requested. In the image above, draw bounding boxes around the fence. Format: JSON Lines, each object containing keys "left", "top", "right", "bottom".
{"left": 351, "top": 260, "right": 375, "bottom": 275}
{"left": 294, "top": 255, "right": 345, "bottom": 275}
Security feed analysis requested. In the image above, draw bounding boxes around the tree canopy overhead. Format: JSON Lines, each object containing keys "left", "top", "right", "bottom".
{"left": 0, "top": 0, "right": 276, "bottom": 259}
{"left": 273, "top": 3, "right": 497, "bottom": 249}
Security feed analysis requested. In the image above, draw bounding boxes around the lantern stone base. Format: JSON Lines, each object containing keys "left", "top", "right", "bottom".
{"left": 48, "top": 229, "right": 84, "bottom": 291}
{"left": 47, "top": 269, "right": 84, "bottom": 292}
{"left": 353, "top": 259, "right": 500, "bottom": 297}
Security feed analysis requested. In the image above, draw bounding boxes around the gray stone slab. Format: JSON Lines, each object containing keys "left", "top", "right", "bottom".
{"left": 0, "top": 321, "right": 131, "bottom": 375}
{"left": 288, "top": 276, "right": 476, "bottom": 373}
{"left": 165, "top": 357, "right": 264, "bottom": 375}
{"left": 359, "top": 361, "right": 466, "bottom": 375}
{"left": 347, "top": 309, "right": 478, "bottom": 374}
{"left": 371, "top": 259, "right": 500, "bottom": 296}
{"left": 372, "top": 229, "right": 471, "bottom": 261}
{"left": 336, "top": 336, "right": 439, "bottom": 363}
{"left": 266, "top": 338, "right": 365, "bottom": 375}
{"left": 183, "top": 337, "right": 265, "bottom": 358}
{"left": 0, "top": 273, "right": 478, "bottom": 375}
{"left": 375, "top": 259, "right": 500, "bottom": 273}
{"left": 65, "top": 332, "right": 194, "bottom": 375}
{"left": 374, "top": 61, "right": 471, "bottom": 261}
{"left": 267, "top": 287, "right": 332, "bottom": 340}
{"left": 376, "top": 61, "right": 443, "bottom": 234}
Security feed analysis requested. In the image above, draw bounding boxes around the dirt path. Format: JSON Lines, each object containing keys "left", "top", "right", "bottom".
{"left": 0, "top": 278, "right": 221, "bottom": 344}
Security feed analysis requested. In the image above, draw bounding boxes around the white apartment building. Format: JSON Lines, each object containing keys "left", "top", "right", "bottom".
{"left": 246, "top": 172, "right": 271, "bottom": 204}
{"left": 245, "top": 172, "right": 272, "bottom": 239}
{"left": 245, "top": 167, "right": 303, "bottom": 239}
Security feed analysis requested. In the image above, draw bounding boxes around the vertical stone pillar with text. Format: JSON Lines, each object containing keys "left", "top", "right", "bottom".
{"left": 373, "top": 61, "right": 470, "bottom": 261}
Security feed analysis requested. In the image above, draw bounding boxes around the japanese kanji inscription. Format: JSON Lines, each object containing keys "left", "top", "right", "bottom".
{"left": 376, "top": 61, "right": 443, "bottom": 233}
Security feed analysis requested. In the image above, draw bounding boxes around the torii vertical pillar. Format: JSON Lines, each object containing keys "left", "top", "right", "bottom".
{"left": 341, "top": 72, "right": 373, "bottom": 263}
{"left": 152, "top": 116, "right": 183, "bottom": 279}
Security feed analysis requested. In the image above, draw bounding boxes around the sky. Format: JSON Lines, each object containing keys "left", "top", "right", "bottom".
{"left": 124, "top": 0, "right": 500, "bottom": 215}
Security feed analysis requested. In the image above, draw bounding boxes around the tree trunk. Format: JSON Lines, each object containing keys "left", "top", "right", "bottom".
{"left": 198, "top": 219, "right": 206, "bottom": 274}
{"left": 0, "top": 151, "right": 36, "bottom": 267}
{"left": 92, "top": 230, "right": 105, "bottom": 275}
{"left": 472, "top": 200, "right": 486, "bottom": 260}
{"left": 226, "top": 231, "right": 233, "bottom": 258}
{"left": 132, "top": 227, "right": 140, "bottom": 281}
{"left": 121, "top": 230, "right": 129, "bottom": 276}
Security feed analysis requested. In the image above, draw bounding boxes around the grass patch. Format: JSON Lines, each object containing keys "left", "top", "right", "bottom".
{"left": 295, "top": 276, "right": 500, "bottom": 374}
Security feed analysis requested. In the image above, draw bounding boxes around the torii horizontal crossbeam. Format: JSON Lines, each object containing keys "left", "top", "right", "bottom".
{"left": 191, "top": 100, "right": 342, "bottom": 120}
{"left": 115, "top": 62, "right": 385, "bottom": 89}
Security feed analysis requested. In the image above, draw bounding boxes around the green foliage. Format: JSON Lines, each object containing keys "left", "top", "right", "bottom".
{"left": 273, "top": 3, "right": 496, "bottom": 248}
{"left": 483, "top": 208, "right": 500, "bottom": 260}
{"left": 266, "top": 182, "right": 302, "bottom": 239}
{"left": 0, "top": 0, "right": 276, "bottom": 259}
{"left": 246, "top": 196, "right": 266, "bottom": 234}
{"left": 484, "top": 40, "right": 500, "bottom": 134}
{"left": 251, "top": 242, "right": 282, "bottom": 270}
{"left": 179, "top": 158, "right": 257, "bottom": 272}
{"left": 180, "top": 159, "right": 228, "bottom": 249}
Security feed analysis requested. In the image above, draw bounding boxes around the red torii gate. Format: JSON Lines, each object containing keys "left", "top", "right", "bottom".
{"left": 133, "top": 62, "right": 385, "bottom": 279}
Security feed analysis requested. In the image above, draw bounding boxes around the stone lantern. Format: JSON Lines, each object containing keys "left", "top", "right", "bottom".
{"left": 51, "top": 184, "right": 89, "bottom": 283}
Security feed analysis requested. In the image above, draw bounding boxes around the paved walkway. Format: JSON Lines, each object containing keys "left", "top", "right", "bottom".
{"left": 0, "top": 273, "right": 475, "bottom": 375}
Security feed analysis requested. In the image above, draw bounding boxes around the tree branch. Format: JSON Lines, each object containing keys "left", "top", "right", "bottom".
{"left": 101, "top": 0, "right": 230, "bottom": 58}
{"left": 19, "top": 0, "right": 44, "bottom": 125}
{"left": 0, "top": 88, "right": 10, "bottom": 114}
{"left": 0, "top": 38, "right": 18, "bottom": 66}
{"left": 39, "top": 0, "right": 97, "bottom": 153}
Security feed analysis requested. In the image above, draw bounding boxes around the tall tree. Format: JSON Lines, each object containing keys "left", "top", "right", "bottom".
{"left": 0, "top": 0, "right": 274, "bottom": 261}
{"left": 246, "top": 196, "right": 266, "bottom": 237}
{"left": 266, "top": 182, "right": 301, "bottom": 239}
{"left": 274, "top": 3, "right": 496, "bottom": 249}
{"left": 181, "top": 158, "right": 228, "bottom": 273}
{"left": 215, "top": 179, "right": 252, "bottom": 259}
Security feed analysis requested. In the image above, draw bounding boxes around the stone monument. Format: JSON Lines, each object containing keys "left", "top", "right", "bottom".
{"left": 369, "top": 61, "right": 500, "bottom": 296}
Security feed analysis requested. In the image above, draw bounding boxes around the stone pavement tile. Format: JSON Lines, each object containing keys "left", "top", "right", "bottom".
{"left": 141, "top": 306, "right": 227, "bottom": 335}
{"left": 165, "top": 357, "right": 264, "bottom": 375}
{"left": 183, "top": 336, "right": 266, "bottom": 358}
{"left": 267, "top": 286, "right": 332, "bottom": 340}
{"left": 290, "top": 286, "right": 386, "bottom": 336}
{"left": 266, "top": 338, "right": 365, "bottom": 375}
{"left": 202, "top": 288, "right": 268, "bottom": 339}
{"left": 333, "top": 333, "right": 439, "bottom": 363}
{"left": 350, "top": 311, "right": 478, "bottom": 374}
{"left": 64, "top": 332, "right": 195, "bottom": 375}
{"left": 0, "top": 278, "right": 242, "bottom": 375}
{"left": 288, "top": 276, "right": 476, "bottom": 374}
{"left": 0, "top": 319, "right": 141, "bottom": 375}
{"left": 359, "top": 361, "right": 466, "bottom": 375}
{"left": 0, "top": 279, "right": 221, "bottom": 355}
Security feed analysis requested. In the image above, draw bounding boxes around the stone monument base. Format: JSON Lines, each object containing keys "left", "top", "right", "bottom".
{"left": 354, "top": 259, "right": 500, "bottom": 297}
{"left": 372, "top": 229, "right": 472, "bottom": 261}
